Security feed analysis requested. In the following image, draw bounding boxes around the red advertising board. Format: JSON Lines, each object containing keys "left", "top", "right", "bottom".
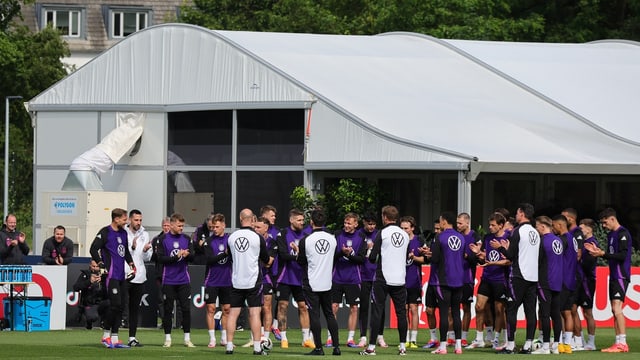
{"left": 389, "top": 266, "right": 640, "bottom": 328}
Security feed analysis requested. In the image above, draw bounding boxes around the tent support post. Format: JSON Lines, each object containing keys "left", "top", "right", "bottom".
{"left": 457, "top": 170, "right": 472, "bottom": 215}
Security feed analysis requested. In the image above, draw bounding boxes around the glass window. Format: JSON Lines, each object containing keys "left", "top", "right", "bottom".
{"left": 493, "top": 179, "right": 535, "bottom": 214}
{"left": 111, "top": 10, "right": 148, "bottom": 38}
{"left": 237, "top": 109, "right": 304, "bottom": 165}
{"left": 168, "top": 110, "right": 232, "bottom": 165}
{"left": 236, "top": 171, "right": 304, "bottom": 228}
{"left": 44, "top": 9, "right": 81, "bottom": 37}
{"left": 167, "top": 171, "right": 232, "bottom": 226}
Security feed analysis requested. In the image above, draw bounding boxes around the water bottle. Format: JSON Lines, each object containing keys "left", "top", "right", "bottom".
{"left": 27, "top": 316, "right": 32, "bottom": 332}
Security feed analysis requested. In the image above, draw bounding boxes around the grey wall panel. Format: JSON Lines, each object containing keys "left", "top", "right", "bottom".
{"left": 35, "top": 112, "right": 99, "bottom": 165}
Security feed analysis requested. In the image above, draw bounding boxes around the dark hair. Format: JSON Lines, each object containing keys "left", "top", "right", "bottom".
{"left": 488, "top": 212, "right": 506, "bottom": 226}
{"left": 170, "top": 213, "right": 185, "bottom": 223}
{"left": 552, "top": 214, "right": 568, "bottom": 225}
{"left": 457, "top": 212, "right": 470, "bottom": 221}
{"left": 310, "top": 209, "right": 327, "bottom": 227}
{"left": 562, "top": 208, "right": 578, "bottom": 219}
{"left": 399, "top": 216, "right": 416, "bottom": 228}
{"left": 494, "top": 208, "right": 510, "bottom": 219}
{"left": 256, "top": 216, "right": 270, "bottom": 226}
{"left": 54, "top": 225, "right": 66, "bottom": 232}
{"left": 362, "top": 211, "right": 378, "bottom": 223}
{"left": 129, "top": 209, "right": 142, "bottom": 217}
{"left": 111, "top": 208, "right": 127, "bottom": 221}
{"left": 517, "top": 203, "right": 535, "bottom": 221}
{"left": 599, "top": 207, "right": 617, "bottom": 220}
{"left": 439, "top": 211, "right": 456, "bottom": 226}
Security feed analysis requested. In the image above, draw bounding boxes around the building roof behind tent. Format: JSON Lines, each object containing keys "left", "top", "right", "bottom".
{"left": 28, "top": 24, "right": 640, "bottom": 174}
{"left": 216, "top": 29, "right": 640, "bottom": 173}
{"left": 443, "top": 38, "right": 640, "bottom": 145}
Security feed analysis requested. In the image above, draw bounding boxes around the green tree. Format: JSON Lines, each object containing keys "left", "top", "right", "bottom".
{"left": 0, "top": 0, "right": 23, "bottom": 32}
{"left": 289, "top": 185, "right": 325, "bottom": 223}
{"left": 1, "top": 2, "right": 69, "bottom": 248}
{"left": 323, "top": 178, "right": 385, "bottom": 231}
{"left": 181, "top": 0, "right": 640, "bottom": 41}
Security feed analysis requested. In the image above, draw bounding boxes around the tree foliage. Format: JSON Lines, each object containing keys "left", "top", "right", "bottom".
{"left": 0, "top": 0, "right": 23, "bottom": 32}
{"left": 289, "top": 179, "right": 385, "bottom": 231}
{"left": 181, "top": 0, "right": 640, "bottom": 41}
{"left": 1, "top": 1, "right": 69, "bottom": 247}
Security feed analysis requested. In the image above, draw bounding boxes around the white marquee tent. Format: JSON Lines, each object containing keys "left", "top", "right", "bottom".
{"left": 28, "top": 23, "right": 640, "bottom": 214}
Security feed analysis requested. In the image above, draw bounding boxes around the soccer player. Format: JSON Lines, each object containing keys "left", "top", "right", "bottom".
{"left": 584, "top": 208, "right": 632, "bottom": 353}
{"left": 360, "top": 205, "right": 410, "bottom": 356}
{"left": 296, "top": 208, "right": 341, "bottom": 356}
{"left": 492, "top": 203, "right": 540, "bottom": 354}
{"left": 456, "top": 212, "right": 480, "bottom": 347}
{"left": 202, "top": 213, "right": 231, "bottom": 348}
{"left": 329, "top": 212, "right": 366, "bottom": 348}
{"left": 259, "top": 205, "right": 281, "bottom": 340}
{"left": 400, "top": 216, "right": 425, "bottom": 349}
{"left": 89, "top": 208, "right": 134, "bottom": 348}
{"left": 357, "top": 212, "right": 388, "bottom": 348}
{"left": 224, "top": 209, "right": 270, "bottom": 355}
{"left": 275, "top": 208, "right": 314, "bottom": 348}
{"left": 562, "top": 208, "right": 586, "bottom": 350}
{"left": 467, "top": 212, "right": 510, "bottom": 350}
{"left": 421, "top": 219, "right": 442, "bottom": 349}
{"left": 427, "top": 212, "right": 465, "bottom": 355}
{"left": 552, "top": 214, "right": 581, "bottom": 353}
{"left": 578, "top": 218, "right": 598, "bottom": 350}
{"left": 155, "top": 213, "right": 195, "bottom": 348}
{"left": 533, "top": 216, "right": 564, "bottom": 355}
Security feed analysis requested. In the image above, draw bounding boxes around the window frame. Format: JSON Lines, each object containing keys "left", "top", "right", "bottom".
{"left": 108, "top": 7, "right": 151, "bottom": 39}
{"left": 42, "top": 7, "right": 83, "bottom": 38}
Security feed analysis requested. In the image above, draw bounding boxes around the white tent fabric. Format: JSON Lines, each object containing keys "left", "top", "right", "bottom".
{"left": 28, "top": 24, "right": 640, "bottom": 174}
{"left": 444, "top": 39, "right": 640, "bottom": 145}
{"left": 29, "top": 25, "right": 314, "bottom": 107}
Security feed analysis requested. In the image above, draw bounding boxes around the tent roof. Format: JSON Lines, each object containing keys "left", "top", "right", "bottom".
{"left": 28, "top": 24, "right": 640, "bottom": 174}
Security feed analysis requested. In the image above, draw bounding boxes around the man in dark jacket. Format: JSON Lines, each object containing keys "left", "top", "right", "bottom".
{"left": 41, "top": 225, "right": 74, "bottom": 265}
{"left": 73, "top": 260, "right": 109, "bottom": 329}
{"left": 0, "top": 214, "right": 29, "bottom": 264}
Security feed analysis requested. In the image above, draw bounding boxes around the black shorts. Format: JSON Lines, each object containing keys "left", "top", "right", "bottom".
{"left": 331, "top": 283, "right": 361, "bottom": 305}
{"left": 424, "top": 284, "right": 437, "bottom": 308}
{"left": 609, "top": 278, "right": 630, "bottom": 301}
{"left": 276, "top": 283, "right": 305, "bottom": 302}
{"left": 461, "top": 283, "right": 474, "bottom": 304}
{"left": 263, "top": 282, "right": 274, "bottom": 296}
{"left": 576, "top": 277, "right": 595, "bottom": 309}
{"left": 406, "top": 287, "right": 423, "bottom": 305}
{"left": 205, "top": 286, "right": 231, "bottom": 305}
{"left": 230, "top": 285, "right": 263, "bottom": 308}
{"left": 559, "top": 287, "right": 576, "bottom": 311}
{"left": 477, "top": 280, "right": 507, "bottom": 302}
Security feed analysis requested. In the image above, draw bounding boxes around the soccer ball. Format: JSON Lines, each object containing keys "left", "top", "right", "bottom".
{"left": 532, "top": 340, "right": 543, "bottom": 351}
{"left": 261, "top": 338, "right": 273, "bottom": 352}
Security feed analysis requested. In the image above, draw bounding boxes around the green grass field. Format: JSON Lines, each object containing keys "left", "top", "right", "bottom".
{"left": 0, "top": 327, "right": 637, "bottom": 359}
